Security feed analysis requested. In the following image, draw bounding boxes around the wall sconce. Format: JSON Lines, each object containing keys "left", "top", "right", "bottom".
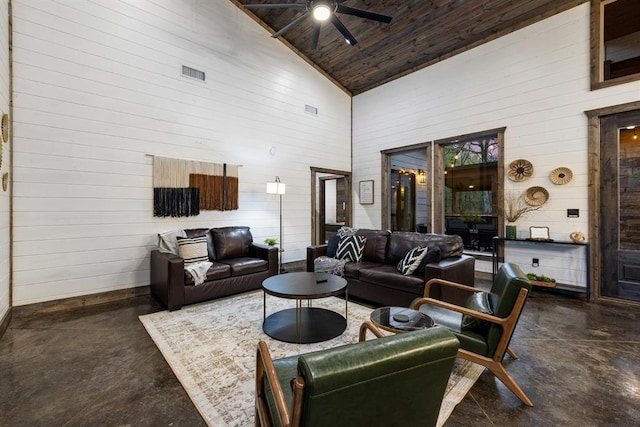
{"left": 418, "top": 169, "right": 426, "bottom": 184}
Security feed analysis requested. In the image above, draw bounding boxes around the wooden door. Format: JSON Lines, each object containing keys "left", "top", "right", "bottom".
{"left": 600, "top": 110, "right": 640, "bottom": 301}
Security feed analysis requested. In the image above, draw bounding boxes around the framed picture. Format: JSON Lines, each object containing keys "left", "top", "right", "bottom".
{"left": 359, "top": 180, "right": 374, "bottom": 205}
{"left": 529, "top": 226, "right": 551, "bottom": 241}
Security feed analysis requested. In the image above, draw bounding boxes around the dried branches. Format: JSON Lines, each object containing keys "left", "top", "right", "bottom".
{"left": 502, "top": 190, "right": 540, "bottom": 223}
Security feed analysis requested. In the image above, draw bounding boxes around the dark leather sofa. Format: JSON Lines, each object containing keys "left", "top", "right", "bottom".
{"left": 151, "top": 226, "right": 278, "bottom": 311}
{"left": 307, "top": 229, "right": 475, "bottom": 307}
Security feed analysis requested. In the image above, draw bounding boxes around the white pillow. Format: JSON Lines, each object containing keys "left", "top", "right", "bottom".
{"left": 176, "top": 236, "right": 209, "bottom": 264}
{"left": 158, "top": 229, "right": 186, "bottom": 255}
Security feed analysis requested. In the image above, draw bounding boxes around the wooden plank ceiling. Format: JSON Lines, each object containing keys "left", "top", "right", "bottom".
{"left": 233, "top": 0, "right": 585, "bottom": 95}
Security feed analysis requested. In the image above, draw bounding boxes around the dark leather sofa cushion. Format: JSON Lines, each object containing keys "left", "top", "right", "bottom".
{"left": 359, "top": 264, "right": 425, "bottom": 294}
{"left": 211, "top": 226, "right": 252, "bottom": 260}
{"left": 355, "top": 229, "right": 390, "bottom": 264}
{"left": 184, "top": 262, "right": 231, "bottom": 286}
{"left": 185, "top": 228, "right": 209, "bottom": 238}
{"left": 387, "top": 232, "right": 463, "bottom": 265}
{"left": 344, "top": 261, "right": 383, "bottom": 279}
{"left": 221, "top": 257, "right": 268, "bottom": 276}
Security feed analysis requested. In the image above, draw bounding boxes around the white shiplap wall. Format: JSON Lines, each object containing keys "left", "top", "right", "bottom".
{"left": 352, "top": 3, "right": 640, "bottom": 284}
{"left": 0, "top": 0, "right": 10, "bottom": 321}
{"left": 11, "top": 0, "right": 351, "bottom": 305}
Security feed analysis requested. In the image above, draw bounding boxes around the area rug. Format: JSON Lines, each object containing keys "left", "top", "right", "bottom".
{"left": 139, "top": 291, "right": 484, "bottom": 426}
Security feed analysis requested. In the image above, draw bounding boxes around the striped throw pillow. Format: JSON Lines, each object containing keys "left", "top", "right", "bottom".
{"left": 336, "top": 235, "right": 367, "bottom": 262}
{"left": 397, "top": 246, "right": 428, "bottom": 276}
{"left": 177, "top": 236, "right": 209, "bottom": 264}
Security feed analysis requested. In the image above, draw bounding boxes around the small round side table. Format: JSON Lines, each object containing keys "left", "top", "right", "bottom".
{"left": 370, "top": 306, "right": 434, "bottom": 333}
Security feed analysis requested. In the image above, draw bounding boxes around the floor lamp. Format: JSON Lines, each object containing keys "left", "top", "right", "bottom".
{"left": 266, "top": 176, "right": 286, "bottom": 273}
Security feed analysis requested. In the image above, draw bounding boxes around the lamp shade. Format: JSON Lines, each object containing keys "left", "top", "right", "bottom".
{"left": 266, "top": 181, "right": 286, "bottom": 195}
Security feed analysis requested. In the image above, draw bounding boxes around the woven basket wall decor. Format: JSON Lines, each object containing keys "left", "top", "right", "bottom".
{"left": 1, "top": 113, "right": 8, "bottom": 143}
{"left": 507, "top": 159, "right": 533, "bottom": 182}
{"left": 549, "top": 167, "right": 572, "bottom": 185}
{"left": 525, "top": 186, "right": 549, "bottom": 206}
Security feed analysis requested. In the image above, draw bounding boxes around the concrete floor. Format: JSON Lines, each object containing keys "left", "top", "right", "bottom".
{"left": 1, "top": 283, "right": 639, "bottom": 426}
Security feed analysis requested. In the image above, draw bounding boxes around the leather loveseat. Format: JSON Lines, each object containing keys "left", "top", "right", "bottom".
{"left": 151, "top": 226, "right": 277, "bottom": 311}
{"left": 307, "top": 229, "right": 475, "bottom": 307}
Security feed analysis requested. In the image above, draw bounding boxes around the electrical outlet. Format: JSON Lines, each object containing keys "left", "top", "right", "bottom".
{"left": 532, "top": 258, "right": 539, "bottom": 267}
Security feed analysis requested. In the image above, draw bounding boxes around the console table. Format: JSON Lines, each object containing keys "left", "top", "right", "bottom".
{"left": 492, "top": 237, "right": 590, "bottom": 301}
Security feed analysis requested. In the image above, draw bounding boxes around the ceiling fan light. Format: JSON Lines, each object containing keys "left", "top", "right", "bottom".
{"left": 313, "top": 4, "right": 331, "bottom": 21}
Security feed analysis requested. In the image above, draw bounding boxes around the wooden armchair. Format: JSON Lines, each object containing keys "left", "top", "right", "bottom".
{"left": 413, "top": 262, "right": 534, "bottom": 407}
{"left": 255, "top": 321, "right": 460, "bottom": 427}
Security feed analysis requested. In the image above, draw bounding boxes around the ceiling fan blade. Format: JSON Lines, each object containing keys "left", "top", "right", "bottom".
{"left": 243, "top": 3, "right": 306, "bottom": 9}
{"left": 330, "top": 14, "right": 357, "bottom": 46}
{"left": 272, "top": 11, "right": 310, "bottom": 38}
{"left": 310, "top": 20, "right": 321, "bottom": 50}
{"left": 336, "top": 5, "right": 392, "bottom": 24}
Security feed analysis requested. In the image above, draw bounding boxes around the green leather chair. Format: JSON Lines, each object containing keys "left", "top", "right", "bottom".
{"left": 255, "top": 321, "right": 460, "bottom": 427}
{"left": 413, "top": 262, "right": 534, "bottom": 407}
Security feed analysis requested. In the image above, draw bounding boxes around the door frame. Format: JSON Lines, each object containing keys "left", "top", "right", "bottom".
{"left": 381, "top": 142, "right": 431, "bottom": 231}
{"left": 586, "top": 100, "right": 640, "bottom": 303}
{"left": 310, "top": 167, "right": 352, "bottom": 245}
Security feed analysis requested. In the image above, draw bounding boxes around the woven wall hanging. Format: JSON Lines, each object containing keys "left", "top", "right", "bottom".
{"left": 151, "top": 155, "right": 240, "bottom": 217}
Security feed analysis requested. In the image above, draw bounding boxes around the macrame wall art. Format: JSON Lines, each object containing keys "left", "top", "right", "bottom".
{"left": 151, "top": 155, "right": 239, "bottom": 217}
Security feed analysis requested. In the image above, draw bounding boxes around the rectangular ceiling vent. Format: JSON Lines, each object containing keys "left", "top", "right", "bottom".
{"left": 182, "top": 65, "right": 205, "bottom": 81}
{"left": 305, "top": 104, "right": 318, "bottom": 116}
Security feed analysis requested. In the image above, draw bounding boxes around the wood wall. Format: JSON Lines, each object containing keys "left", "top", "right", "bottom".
{"left": 352, "top": 3, "right": 640, "bottom": 285}
{"left": 10, "top": 0, "right": 351, "bottom": 305}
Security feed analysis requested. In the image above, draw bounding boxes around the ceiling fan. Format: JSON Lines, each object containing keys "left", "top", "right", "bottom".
{"left": 243, "top": 0, "right": 393, "bottom": 49}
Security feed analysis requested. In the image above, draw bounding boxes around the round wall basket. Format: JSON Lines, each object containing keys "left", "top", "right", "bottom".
{"left": 507, "top": 159, "right": 533, "bottom": 182}
{"left": 1, "top": 113, "right": 8, "bottom": 143}
{"left": 525, "top": 186, "right": 549, "bottom": 206}
{"left": 550, "top": 167, "right": 572, "bottom": 185}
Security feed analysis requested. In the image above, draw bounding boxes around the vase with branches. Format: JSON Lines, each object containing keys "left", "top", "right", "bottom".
{"left": 502, "top": 191, "right": 540, "bottom": 239}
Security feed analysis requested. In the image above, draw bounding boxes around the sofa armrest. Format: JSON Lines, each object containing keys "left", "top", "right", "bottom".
{"left": 306, "top": 244, "right": 328, "bottom": 272}
{"left": 150, "top": 250, "right": 185, "bottom": 311}
{"left": 424, "top": 254, "right": 475, "bottom": 305}
{"left": 250, "top": 243, "right": 279, "bottom": 276}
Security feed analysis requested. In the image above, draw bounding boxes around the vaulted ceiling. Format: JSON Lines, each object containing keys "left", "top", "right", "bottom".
{"left": 233, "top": 0, "right": 585, "bottom": 95}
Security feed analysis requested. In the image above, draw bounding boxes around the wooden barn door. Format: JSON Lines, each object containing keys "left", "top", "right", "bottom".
{"left": 600, "top": 110, "right": 640, "bottom": 302}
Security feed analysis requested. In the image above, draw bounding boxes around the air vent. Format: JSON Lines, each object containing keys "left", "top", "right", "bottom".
{"left": 305, "top": 104, "right": 318, "bottom": 116}
{"left": 182, "top": 65, "right": 205, "bottom": 81}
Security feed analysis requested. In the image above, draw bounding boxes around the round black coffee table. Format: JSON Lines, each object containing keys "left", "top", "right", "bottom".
{"left": 370, "top": 306, "right": 434, "bottom": 333}
{"left": 262, "top": 272, "right": 348, "bottom": 344}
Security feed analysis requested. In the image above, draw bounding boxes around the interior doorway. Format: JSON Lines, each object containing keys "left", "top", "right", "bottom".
{"left": 310, "top": 167, "right": 352, "bottom": 245}
{"left": 598, "top": 110, "right": 640, "bottom": 302}
{"left": 382, "top": 145, "right": 430, "bottom": 232}
{"left": 391, "top": 169, "right": 417, "bottom": 231}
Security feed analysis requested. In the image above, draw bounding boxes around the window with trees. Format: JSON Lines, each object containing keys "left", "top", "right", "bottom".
{"left": 439, "top": 132, "right": 502, "bottom": 254}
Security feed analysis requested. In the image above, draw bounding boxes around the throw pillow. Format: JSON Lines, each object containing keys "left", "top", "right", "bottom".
{"left": 326, "top": 235, "right": 341, "bottom": 258}
{"left": 415, "top": 246, "right": 442, "bottom": 276}
{"left": 336, "top": 235, "right": 367, "bottom": 262}
{"left": 176, "top": 235, "right": 209, "bottom": 264}
{"left": 337, "top": 226, "right": 358, "bottom": 237}
{"left": 158, "top": 229, "right": 187, "bottom": 255}
{"left": 397, "top": 246, "right": 429, "bottom": 276}
{"left": 461, "top": 292, "right": 494, "bottom": 332}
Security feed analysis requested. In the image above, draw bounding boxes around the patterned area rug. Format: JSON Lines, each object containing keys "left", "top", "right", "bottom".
{"left": 139, "top": 290, "right": 484, "bottom": 426}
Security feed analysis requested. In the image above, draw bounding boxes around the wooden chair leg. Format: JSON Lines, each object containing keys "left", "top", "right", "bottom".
{"left": 487, "top": 360, "right": 534, "bottom": 407}
{"left": 507, "top": 347, "right": 518, "bottom": 359}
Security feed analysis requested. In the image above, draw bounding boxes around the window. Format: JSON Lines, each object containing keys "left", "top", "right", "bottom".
{"left": 428, "top": 128, "right": 505, "bottom": 254}
{"left": 442, "top": 137, "right": 499, "bottom": 253}
{"left": 591, "top": 0, "right": 640, "bottom": 89}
